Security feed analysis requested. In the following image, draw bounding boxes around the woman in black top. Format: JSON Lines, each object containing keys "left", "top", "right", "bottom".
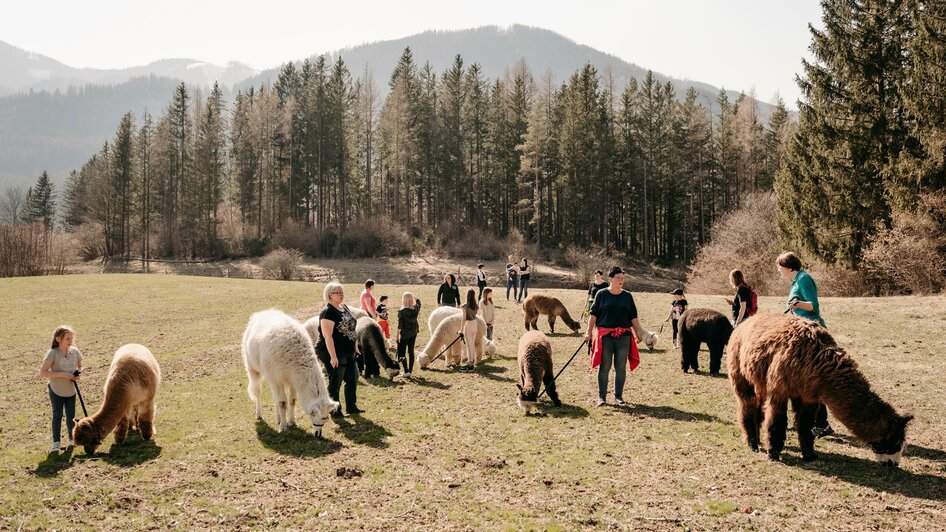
{"left": 517, "top": 258, "right": 531, "bottom": 303}
{"left": 585, "top": 267, "right": 646, "bottom": 406}
{"left": 437, "top": 273, "right": 461, "bottom": 307}
{"left": 315, "top": 281, "right": 362, "bottom": 416}
{"left": 396, "top": 292, "right": 422, "bottom": 375}
{"left": 587, "top": 269, "right": 609, "bottom": 310}
{"left": 726, "top": 269, "right": 751, "bottom": 327}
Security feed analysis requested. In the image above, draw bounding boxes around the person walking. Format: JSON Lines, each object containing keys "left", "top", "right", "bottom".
{"left": 39, "top": 326, "right": 83, "bottom": 452}
{"left": 777, "top": 251, "right": 833, "bottom": 437}
{"left": 585, "top": 267, "right": 646, "bottom": 407}
{"left": 315, "top": 282, "right": 362, "bottom": 417}
{"left": 505, "top": 255, "right": 519, "bottom": 301}
{"left": 664, "top": 288, "right": 688, "bottom": 349}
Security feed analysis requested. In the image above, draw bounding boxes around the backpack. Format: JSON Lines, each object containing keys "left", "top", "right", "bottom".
{"left": 745, "top": 285, "right": 759, "bottom": 316}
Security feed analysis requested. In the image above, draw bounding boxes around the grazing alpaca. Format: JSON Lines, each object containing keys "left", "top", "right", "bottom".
{"left": 418, "top": 313, "right": 495, "bottom": 368}
{"left": 355, "top": 316, "right": 400, "bottom": 379}
{"left": 427, "top": 306, "right": 461, "bottom": 336}
{"left": 517, "top": 331, "right": 561, "bottom": 414}
{"left": 679, "top": 308, "right": 733, "bottom": 374}
{"left": 242, "top": 309, "right": 339, "bottom": 437}
{"left": 522, "top": 295, "right": 581, "bottom": 333}
{"left": 728, "top": 313, "right": 912, "bottom": 465}
{"left": 72, "top": 344, "right": 161, "bottom": 455}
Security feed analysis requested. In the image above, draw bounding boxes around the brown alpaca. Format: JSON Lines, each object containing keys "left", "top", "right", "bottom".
{"left": 728, "top": 314, "right": 912, "bottom": 465}
{"left": 73, "top": 344, "right": 161, "bottom": 455}
{"left": 522, "top": 294, "right": 581, "bottom": 333}
{"left": 516, "top": 330, "right": 561, "bottom": 413}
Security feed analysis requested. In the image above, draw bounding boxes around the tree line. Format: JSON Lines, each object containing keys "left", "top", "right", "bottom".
{"left": 12, "top": 49, "right": 788, "bottom": 263}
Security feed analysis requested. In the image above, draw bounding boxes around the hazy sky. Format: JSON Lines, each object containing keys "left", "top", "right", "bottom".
{"left": 2, "top": 0, "right": 824, "bottom": 106}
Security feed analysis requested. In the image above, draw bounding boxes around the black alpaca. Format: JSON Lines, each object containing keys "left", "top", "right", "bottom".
{"left": 679, "top": 308, "right": 733, "bottom": 375}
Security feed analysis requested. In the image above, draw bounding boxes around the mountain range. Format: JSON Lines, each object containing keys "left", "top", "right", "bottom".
{"left": 0, "top": 25, "right": 776, "bottom": 188}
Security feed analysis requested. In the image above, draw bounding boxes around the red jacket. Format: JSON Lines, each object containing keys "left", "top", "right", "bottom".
{"left": 590, "top": 327, "right": 640, "bottom": 371}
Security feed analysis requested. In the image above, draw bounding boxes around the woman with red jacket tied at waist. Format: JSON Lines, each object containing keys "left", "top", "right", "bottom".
{"left": 585, "top": 266, "right": 646, "bottom": 407}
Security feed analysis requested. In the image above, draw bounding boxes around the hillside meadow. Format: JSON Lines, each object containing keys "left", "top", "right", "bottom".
{"left": 0, "top": 274, "right": 944, "bottom": 530}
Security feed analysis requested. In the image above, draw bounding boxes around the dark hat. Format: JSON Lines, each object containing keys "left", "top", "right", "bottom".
{"left": 670, "top": 288, "right": 684, "bottom": 296}
{"left": 608, "top": 266, "right": 624, "bottom": 278}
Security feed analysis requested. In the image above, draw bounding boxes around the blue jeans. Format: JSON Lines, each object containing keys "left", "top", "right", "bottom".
{"left": 518, "top": 278, "right": 529, "bottom": 301}
{"left": 49, "top": 385, "right": 76, "bottom": 444}
{"left": 597, "top": 335, "right": 630, "bottom": 400}
{"left": 506, "top": 277, "right": 518, "bottom": 300}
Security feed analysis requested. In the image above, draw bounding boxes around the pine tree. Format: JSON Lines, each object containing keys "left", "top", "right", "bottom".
{"left": 194, "top": 82, "right": 227, "bottom": 254}
{"left": 28, "top": 171, "right": 56, "bottom": 231}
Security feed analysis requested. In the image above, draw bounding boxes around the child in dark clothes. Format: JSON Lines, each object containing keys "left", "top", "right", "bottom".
{"left": 664, "top": 288, "right": 688, "bottom": 349}
{"left": 396, "top": 292, "right": 421, "bottom": 376}
{"left": 376, "top": 295, "right": 391, "bottom": 340}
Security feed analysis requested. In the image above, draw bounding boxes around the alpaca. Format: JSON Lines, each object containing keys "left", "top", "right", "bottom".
{"left": 242, "top": 309, "right": 339, "bottom": 437}
{"left": 355, "top": 316, "right": 400, "bottom": 379}
{"left": 641, "top": 330, "right": 659, "bottom": 350}
{"left": 728, "top": 313, "right": 912, "bottom": 465}
{"left": 522, "top": 294, "right": 581, "bottom": 333}
{"left": 418, "top": 313, "right": 495, "bottom": 368}
{"left": 679, "top": 308, "right": 733, "bottom": 374}
{"left": 72, "top": 344, "right": 161, "bottom": 455}
{"left": 427, "top": 306, "right": 461, "bottom": 336}
{"left": 303, "top": 304, "right": 366, "bottom": 346}
{"left": 517, "top": 330, "right": 561, "bottom": 413}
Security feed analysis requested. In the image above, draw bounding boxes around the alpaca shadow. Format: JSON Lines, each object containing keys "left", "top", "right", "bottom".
{"left": 619, "top": 403, "right": 729, "bottom": 425}
{"left": 795, "top": 448, "right": 946, "bottom": 501}
{"left": 420, "top": 366, "right": 453, "bottom": 374}
{"left": 97, "top": 432, "right": 162, "bottom": 466}
{"left": 255, "top": 419, "right": 342, "bottom": 458}
{"left": 334, "top": 415, "right": 392, "bottom": 449}
{"left": 830, "top": 434, "right": 946, "bottom": 463}
{"left": 408, "top": 376, "right": 452, "bottom": 390}
{"left": 361, "top": 376, "right": 404, "bottom": 388}
{"left": 477, "top": 363, "right": 516, "bottom": 383}
{"left": 546, "top": 331, "right": 582, "bottom": 338}
{"left": 538, "top": 403, "right": 590, "bottom": 419}
{"left": 32, "top": 448, "right": 75, "bottom": 478}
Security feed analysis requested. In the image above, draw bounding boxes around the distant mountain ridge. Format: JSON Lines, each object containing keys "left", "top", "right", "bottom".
{"left": 0, "top": 26, "right": 774, "bottom": 188}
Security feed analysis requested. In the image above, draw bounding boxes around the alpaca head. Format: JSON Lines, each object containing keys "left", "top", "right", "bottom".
{"left": 485, "top": 340, "right": 496, "bottom": 358}
{"left": 418, "top": 352, "right": 432, "bottom": 368}
{"left": 643, "top": 331, "right": 659, "bottom": 350}
{"left": 516, "top": 384, "right": 538, "bottom": 414}
{"left": 385, "top": 366, "right": 401, "bottom": 379}
{"left": 72, "top": 417, "right": 102, "bottom": 455}
{"left": 305, "top": 398, "right": 340, "bottom": 438}
{"left": 869, "top": 414, "right": 913, "bottom": 467}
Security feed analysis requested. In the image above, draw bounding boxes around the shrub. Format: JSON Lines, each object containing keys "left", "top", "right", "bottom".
{"left": 72, "top": 222, "right": 105, "bottom": 261}
{"left": 0, "top": 223, "right": 46, "bottom": 277}
{"left": 259, "top": 247, "right": 303, "bottom": 280}
{"left": 564, "top": 245, "right": 606, "bottom": 289}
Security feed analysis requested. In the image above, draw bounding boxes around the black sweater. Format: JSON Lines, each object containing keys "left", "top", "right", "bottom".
{"left": 397, "top": 299, "right": 422, "bottom": 338}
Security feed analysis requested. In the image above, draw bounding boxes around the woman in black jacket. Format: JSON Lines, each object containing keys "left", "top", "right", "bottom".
{"left": 437, "top": 273, "right": 460, "bottom": 307}
{"left": 396, "top": 292, "right": 422, "bottom": 375}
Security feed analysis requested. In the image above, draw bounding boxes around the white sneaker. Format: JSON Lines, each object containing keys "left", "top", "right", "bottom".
{"left": 50, "top": 441, "right": 60, "bottom": 452}
{"left": 614, "top": 398, "right": 626, "bottom": 406}
{"left": 403, "top": 372, "right": 412, "bottom": 377}
{"left": 596, "top": 399, "right": 606, "bottom": 407}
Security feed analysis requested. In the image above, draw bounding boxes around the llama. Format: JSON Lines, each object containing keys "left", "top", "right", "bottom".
{"left": 517, "top": 330, "right": 561, "bottom": 414}
{"left": 242, "top": 309, "right": 339, "bottom": 437}
{"left": 522, "top": 294, "right": 581, "bottom": 333}
{"left": 728, "top": 313, "right": 912, "bottom": 465}
{"left": 72, "top": 344, "right": 161, "bottom": 455}
{"left": 679, "top": 308, "right": 733, "bottom": 374}
{"left": 427, "top": 306, "right": 461, "bottom": 336}
{"left": 355, "top": 316, "right": 400, "bottom": 379}
{"left": 418, "top": 313, "right": 495, "bottom": 368}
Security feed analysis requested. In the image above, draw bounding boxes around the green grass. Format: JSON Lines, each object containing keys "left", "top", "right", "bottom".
{"left": 1, "top": 274, "right": 944, "bottom": 530}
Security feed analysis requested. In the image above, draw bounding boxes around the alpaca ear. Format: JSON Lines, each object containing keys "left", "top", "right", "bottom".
{"left": 516, "top": 384, "right": 522, "bottom": 391}
{"left": 901, "top": 414, "right": 914, "bottom": 426}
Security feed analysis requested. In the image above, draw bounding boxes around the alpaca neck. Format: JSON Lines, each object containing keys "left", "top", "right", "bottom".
{"left": 289, "top": 363, "right": 325, "bottom": 407}
{"left": 89, "top": 397, "right": 126, "bottom": 435}
{"left": 820, "top": 374, "right": 898, "bottom": 444}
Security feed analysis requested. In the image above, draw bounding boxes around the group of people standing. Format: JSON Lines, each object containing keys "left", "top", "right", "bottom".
{"left": 504, "top": 256, "right": 532, "bottom": 303}
{"left": 437, "top": 271, "right": 496, "bottom": 372}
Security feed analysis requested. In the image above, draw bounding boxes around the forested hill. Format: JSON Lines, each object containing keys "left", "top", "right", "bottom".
{"left": 0, "top": 25, "right": 774, "bottom": 188}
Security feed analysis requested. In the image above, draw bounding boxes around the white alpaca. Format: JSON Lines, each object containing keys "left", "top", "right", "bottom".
{"left": 418, "top": 313, "right": 495, "bottom": 368}
{"left": 427, "top": 306, "right": 496, "bottom": 356}
{"left": 428, "top": 306, "right": 461, "bottom": 335}
{"left": 642, "top": 330, "right": 659, "bottom": 350}
{"left": 242, "top": 309, "right": 339, "bottom": 437}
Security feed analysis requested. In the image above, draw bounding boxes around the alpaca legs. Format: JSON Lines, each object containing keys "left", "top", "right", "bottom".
{"left": 287, "top": 387, "right": 297, "bottom": 427}
{"left": 764, "top": 399, "right": 789, "bottom": 461}
{"left": 681, "top": 342, "right": 700, "bottom": 373}
{"left": 793, "top": 399, "right": 819, "bottom": 461}
{"left": 543, "top": 373, "right": 562, "bottom": 407}
{"left": 709, "top": 343, "right": 724, "bottom": 375}
{"left": 115, "top": 416, "right": 131, "bottom": 444}
{"left": 732, "top": 373, "right": 761, "bottom": 451}
{"left": 248, "top": 369, "right": 263, "bottom": 420}
{"left": 272, "top": 385, "right": 288, "bottom": 432}
{"left": 138, "top": 400, "right": 156, "bottom": 440}
{"left": 548, "top": 315, "right": 556, "bottom": 333}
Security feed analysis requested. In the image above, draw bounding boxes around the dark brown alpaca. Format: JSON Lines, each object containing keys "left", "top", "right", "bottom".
{"left": 728, "top": 313, "right": 912, "bottom": 465}
{"left": 522, "top": 294, "right": 581, "bottom": 333}
{"left": 73, "top": 344, "right": 161, "bottom": 455}
{"left": 517, "top": 330, "right": 561, "bottom": 413}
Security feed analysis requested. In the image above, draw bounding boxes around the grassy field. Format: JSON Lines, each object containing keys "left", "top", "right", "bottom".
{"left": 1, "top": 274, "right": 944, "bottom": 530}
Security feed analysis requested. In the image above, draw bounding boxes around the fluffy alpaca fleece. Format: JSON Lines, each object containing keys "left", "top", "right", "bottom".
{"left": 242, "top": 309, "right": 339, "bottom": 437}
{"left": 522, "top": 294, "right": 581, "bottom": 333}
{"left": 728, "top": 313, "right": 912, "bottom": 465}
{"left": 418, "top": 313, "right": 494, "bottom": 368}
{"left": 641, "top": 330, "right": 659, "bottom": 350}
{"left": 72, "top": 344, "right": 161, "bottom": 455}
{"left": 427, "top": 306, "right": 461, "bottom": 335}
{"left": 517, "top": 330, "right": 561, "bottom": 414}
{"left": 355, "top": 316, "right": 400, "bottom": 379}
{"left": 679, "top": 308, "right": 733, "bottom": 374}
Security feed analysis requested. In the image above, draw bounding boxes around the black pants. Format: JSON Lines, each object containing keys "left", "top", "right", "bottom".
{"left": 397, "top": 335, "right": 416, "bottom": 373}
{"left": 49, "top": 385, "right": 76, "bottom": 444}
{"left": 477, "top": 281, "right": 486, "bottom": 300}
{"left": 320, "top": 352, "right": 358, "bottom": 412}
{"left": 671, "top": 319, "right": 679, "bottom": 342}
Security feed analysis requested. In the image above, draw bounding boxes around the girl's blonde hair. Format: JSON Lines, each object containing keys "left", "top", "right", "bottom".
{"left": 480, "top": 287, "right": 493, "bottom": 305}
{"left": 51, "top": 325, "right": 74, "bottom": 349}
{"left": 401, "top": 291, "right": 416, "bottom": 308}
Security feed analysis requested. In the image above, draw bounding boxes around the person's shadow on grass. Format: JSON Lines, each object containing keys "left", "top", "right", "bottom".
{"left": 407, "top": 376, "right": 452, "bottom": 390}
{"left": 32, "top": 447, "right": 75, "bottom": 478}
{"left": 533, "top": 402, "right": 590, "bottom": 418}
{"left": 256, "top": 419, "right": 342, "bottom": 457}
{"left": 96, "top": 432, "right": 162, "bottom": 466}
{"left": 333, "top": 415, "right": 392, "bottom": 448}
{"left": 614, "top": 403, "right": 729, "bottom": 425}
